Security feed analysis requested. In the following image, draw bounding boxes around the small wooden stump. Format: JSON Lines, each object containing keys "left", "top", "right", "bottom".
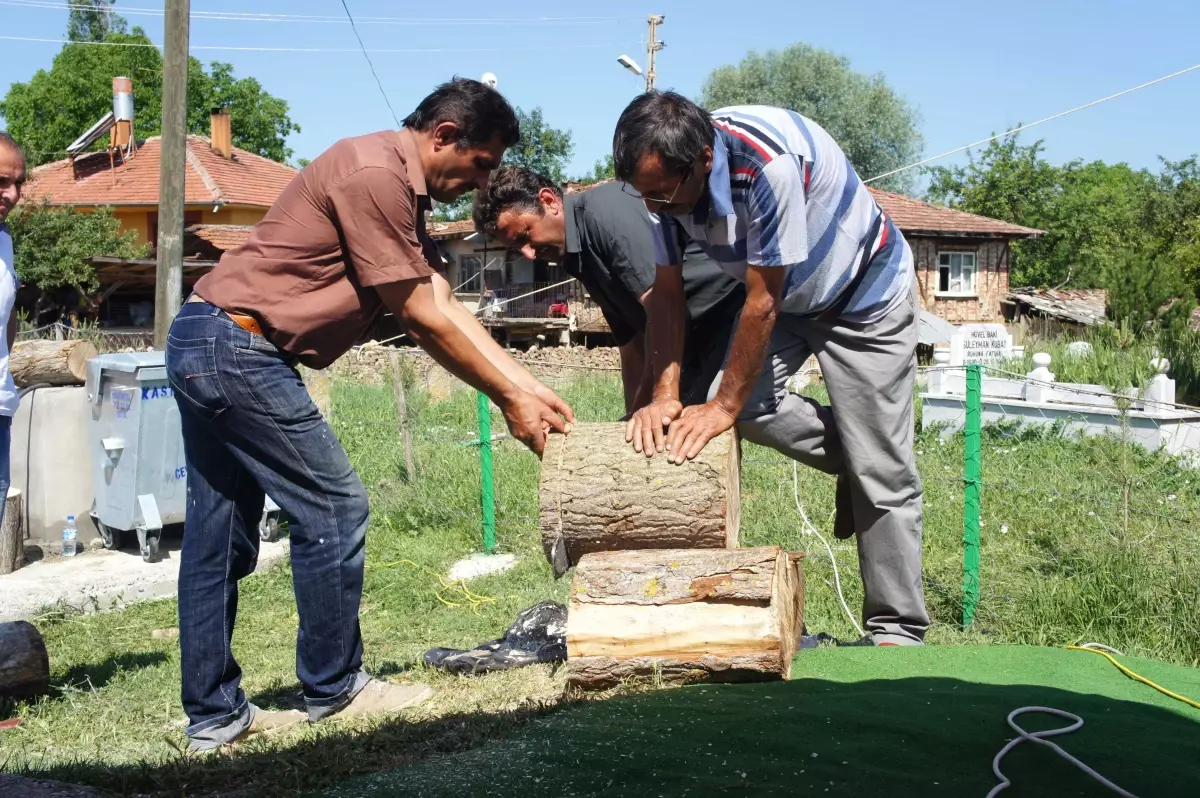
{"left": 566, "top": 546, "right": 804, "bottom": 689}
{"left": 0, "top": 488, "right": 22, "bottom": 575}
{"left": 540, "top": 423, "right": 740, "bottom": 574}
{"left": 10, "top": 340, "right": 98, "bottom": 387}
{"left": 0, "top": 621, "right": 50, "bottom": 698}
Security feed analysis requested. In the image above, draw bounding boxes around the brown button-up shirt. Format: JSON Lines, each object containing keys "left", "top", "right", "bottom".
{"left": 195, "top": 129, "right": 441, "bottom": 369}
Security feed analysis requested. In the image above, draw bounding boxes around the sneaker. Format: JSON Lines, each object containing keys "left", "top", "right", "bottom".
{"left": 187, "top": 705, "right": 306, "bottom": 754}
{"left": 322, "top": 679, "right": 434, "bottom": 722}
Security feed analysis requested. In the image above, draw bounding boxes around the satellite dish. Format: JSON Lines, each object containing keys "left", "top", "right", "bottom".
{"left": 481, "top": 72, "right": 498, "bottom": 89}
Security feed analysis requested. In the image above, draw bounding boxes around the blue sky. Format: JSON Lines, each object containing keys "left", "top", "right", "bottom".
{"left": 2, "top": 0, "right": 1199, "bottom": 186}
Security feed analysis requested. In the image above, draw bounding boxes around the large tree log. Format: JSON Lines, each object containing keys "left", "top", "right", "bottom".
{"left": 540, "top": 423, "right": 740, "bottom": 574}
{"left": 0, "top": 488, "right": 23, "bottom": 575}
{"left": 10, "top": 339, "right": 98, "bottom": 387}
{"left": 0, "top": 621, "right": 50, "bottom": 698}
{"left": 567, "top": 547, "right": 804, "bottom": 689}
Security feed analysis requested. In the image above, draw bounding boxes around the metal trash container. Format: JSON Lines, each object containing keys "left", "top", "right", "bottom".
{"left": 84, "top": 352, "right": 282, "bottom": 561}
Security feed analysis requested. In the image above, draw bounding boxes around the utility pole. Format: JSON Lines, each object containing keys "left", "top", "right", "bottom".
{"left": 645, "top": 14, "right": 664, "bottom": 91}
{"left": 154, "top": 0, "right": 190, "bottom": 350}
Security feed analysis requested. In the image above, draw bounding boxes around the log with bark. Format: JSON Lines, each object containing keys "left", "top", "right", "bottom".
{"left": 10, "top": 339, "right": 98, "bottom": 387}
{"left": 0, "top": 488, "right": 23, "bottom": 575}
{"left": 540, "top": 423, "right": 740, "bottom": 574}
{"left": 566, "top": 546, "right": 804, "bottom": 689}
{"left": 0, "top": 621, "right": 50, "bottom": 698}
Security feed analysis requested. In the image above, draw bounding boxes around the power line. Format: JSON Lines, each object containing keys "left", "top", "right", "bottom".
{"left": 336, "top": 0, "right": 398, "bottom": 128}
{"left": 0, "top": 34, "right": 630, "bottom": 54}
{"left": 865, "top": 60, "right": 1200, "bottom": 184}
{"left": 0, "top": 0, "right": 638, "bottom": 25}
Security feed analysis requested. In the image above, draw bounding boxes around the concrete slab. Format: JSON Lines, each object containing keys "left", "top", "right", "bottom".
{"left": 0, "top": 536, "right": 289, "bottom": 622}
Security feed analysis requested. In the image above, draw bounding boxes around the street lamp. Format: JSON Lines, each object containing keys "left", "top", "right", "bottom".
{"left": 616, "top": 54, "right": 643, "bottom": 77}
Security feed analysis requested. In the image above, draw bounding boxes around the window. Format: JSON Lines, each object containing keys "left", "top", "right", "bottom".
{"left": 458, "top": 255, "right": 482, "bottom": 292}
{"left": 937, "top": 251, "right": 977, "bottom": 295}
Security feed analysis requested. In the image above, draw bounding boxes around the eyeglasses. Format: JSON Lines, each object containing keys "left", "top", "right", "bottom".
{"left": 621, "top": 163, "right": 694, "bottom": 206}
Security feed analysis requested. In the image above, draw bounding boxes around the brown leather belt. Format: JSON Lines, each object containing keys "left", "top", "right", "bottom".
{"left": 186, "top": 294, "right": 264, "bottom": 336}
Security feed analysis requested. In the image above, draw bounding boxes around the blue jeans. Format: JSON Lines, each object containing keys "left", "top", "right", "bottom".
{"left": 0, "top": 414, "right": 11, "bottom": 532}
{"left": 166, "top": 301, "right": 371, "bottom": 742}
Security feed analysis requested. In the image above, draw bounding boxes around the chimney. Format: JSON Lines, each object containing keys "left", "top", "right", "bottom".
{"left": 210, "top": 108, "right": 232, "bottom": 160}
{"left": 111, "top": 76, "right": 134, "bottom": 148}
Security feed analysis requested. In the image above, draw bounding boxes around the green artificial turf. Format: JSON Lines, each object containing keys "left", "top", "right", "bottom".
{"left": 323, "top": 645, "right": 1200, "bottom": 798}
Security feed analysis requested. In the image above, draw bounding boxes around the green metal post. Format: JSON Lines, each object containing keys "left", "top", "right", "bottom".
{"left": 962, "top": 364, "right": 982, "bottom": 627}
{"left": 476, "top": 391, "right": 496, "bottom": 554}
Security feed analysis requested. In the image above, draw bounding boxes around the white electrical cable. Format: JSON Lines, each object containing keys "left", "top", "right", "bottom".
{"left": 0, "top": 0, "right": 638, "bottom": 25}
{"left": 0, "top": 34, "right": 629, "bottom": 54}
{"left": 792, "top": 461, "right": 865, "bottom": 639}
{"left": 864, "top": 60, "right": 1200, "bottom": 184}
{"left": 988, "top": 706, "right": 1139, "bottom": 797}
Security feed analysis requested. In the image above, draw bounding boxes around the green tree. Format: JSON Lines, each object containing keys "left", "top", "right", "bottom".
{"left": 433, "top": 106, "right": 573, "bottom": 221}
{"left": 0, "top": 28, "right": 299, "bottom": 166}
{"left": 575, "top": 155, "right": 615, "bottom": 187}
{"left": 699, "top": 43, "right": 923, "bottom": 193}
{"left": 67, "top": 0, "right": 128, "bottom": 42}
{"left": 925, "top": 134, "right": 1159, "bottom": 289}
{"left": 1104, "top": 250, "right": 1190, "bottom": 331}
{"left": 6, "top": 202, "right": 147, "bottom": 295}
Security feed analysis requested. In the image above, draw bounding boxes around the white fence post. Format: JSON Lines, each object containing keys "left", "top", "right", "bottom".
{"left": 1146, "top": 357, "right": 1175, "bottom": 409}
{"left": 1026, "top": 352, "right": 1055, "bottom": 403}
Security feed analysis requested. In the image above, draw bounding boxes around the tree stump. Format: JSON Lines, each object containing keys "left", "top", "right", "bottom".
{"left": 566, "top": 547, "right": 804, "bottom": 689}
{"left": 0, "top": 488, "right": 23, "bottom": 575}
{"left": 0, "top": 621, "right": 50, "bottom": 698}
{"left": 300, "top": 366, "right": 333, "bottom": 422}
{"left": 540, "top": 423, "right": 740, "bottom": 575}
{"left": 10, "top": 340, "right": 98, "bottom": 387}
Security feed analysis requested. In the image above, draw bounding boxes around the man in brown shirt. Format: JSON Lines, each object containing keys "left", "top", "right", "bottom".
{"left": 167, "top": 79, "right": 572, "bottom": 752}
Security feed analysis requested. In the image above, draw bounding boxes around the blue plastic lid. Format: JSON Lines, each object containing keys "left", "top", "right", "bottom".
{"left": 67, "top": 515, "right": 75, "bottom": 521}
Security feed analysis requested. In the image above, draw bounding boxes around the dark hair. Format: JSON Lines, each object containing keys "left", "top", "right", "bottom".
{"left": 403, "top": 78, "right": 519, "bottom": 149}
{"left": 612, "top": 90, "right": 713, "bottom": 181}
{"left": 0, "top": 131, "right": 23, "bottom": 159}
{"left": 473, "top": 166, "right": 560, "bottom": 237}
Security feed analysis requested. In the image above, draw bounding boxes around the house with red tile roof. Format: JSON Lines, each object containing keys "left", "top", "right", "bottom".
{"left": 23, "top": 119, "right": 297, "bottom": 250}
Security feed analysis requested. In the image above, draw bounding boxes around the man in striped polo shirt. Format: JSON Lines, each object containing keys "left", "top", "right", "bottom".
{"left": 615, "top": 91, "right": 928, "bottom": 647}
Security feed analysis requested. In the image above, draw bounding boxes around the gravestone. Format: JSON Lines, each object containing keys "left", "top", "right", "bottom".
{"left": 950, "top": 324, "right": 1013, "bottom": 366}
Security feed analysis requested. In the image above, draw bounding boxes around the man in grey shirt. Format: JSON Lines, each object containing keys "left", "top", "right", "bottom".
{"left": 473, "top": 166, "right": 744, "bottom": 413}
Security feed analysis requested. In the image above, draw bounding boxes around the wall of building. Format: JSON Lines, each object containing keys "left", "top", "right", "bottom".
{"left": 911, "top": 236, "right": 1011, "bottom": 324}
{"left": 76, "top": 204, "right": 269, "bottom": 247}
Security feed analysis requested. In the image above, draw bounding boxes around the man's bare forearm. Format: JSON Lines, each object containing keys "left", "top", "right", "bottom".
{"left": 646, "top": 265, "right": 686, "bottom": 403}
{"left": 432, "top": 274, "right": 544, "bottom": 392}
{"left": 381, "top": 280, "right": 519, "bottom": 407}
{"left": 618, "top": 336, "right": 646, "bottom": 414}
{"left": 6, "top": 313, "right": 16, "bottom": 352}
{"left": 711, "top": 267, "right": 783, "bottom": 418}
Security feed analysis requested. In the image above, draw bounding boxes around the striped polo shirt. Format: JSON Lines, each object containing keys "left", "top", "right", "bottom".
{"left": 650, "top": 106, "right": 913, "bottom": 323}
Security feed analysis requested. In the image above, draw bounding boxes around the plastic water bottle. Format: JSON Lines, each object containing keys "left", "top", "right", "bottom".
{"left": 62, "top": 515, "right": 78, "bottom": 558}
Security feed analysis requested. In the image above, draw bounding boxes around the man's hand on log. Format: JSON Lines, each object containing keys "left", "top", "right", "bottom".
{"left": 501, "top": 389, "right": 570, "bottom": 457}
{"left": 528, "top": 381, "right": 576, "bottom": 425}
{"left": 665, "top": 400, "right": 736, "bottom": 465}
{"left": 625, "top": 398, "right": 683, "bottom": 457}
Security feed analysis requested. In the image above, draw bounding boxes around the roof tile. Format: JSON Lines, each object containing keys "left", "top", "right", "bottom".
{"left": 24, "top": 136, "right": 297, "bottom": 208}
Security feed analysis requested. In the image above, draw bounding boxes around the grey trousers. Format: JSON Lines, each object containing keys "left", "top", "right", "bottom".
{"left": 709, "top": 280, "right": 929, "bottom": 645}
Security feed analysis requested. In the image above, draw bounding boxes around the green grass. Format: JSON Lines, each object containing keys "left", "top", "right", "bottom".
{"left": 327, "top": 646, "right": 1200, "bottom": 798}
{"left": 1, "top": 374, "right": 1198, "bottom": 796}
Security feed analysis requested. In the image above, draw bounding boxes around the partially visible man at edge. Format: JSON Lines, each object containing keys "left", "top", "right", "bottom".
{"left": 168, "top": 79, "right": 573, "bottom": 753}
{"left": 473, "top": 166, "right": 744, "bottom": 415}
{"left": 0, "top": 132, "right": 25, "bottom": 540}
{"left": 615, "top": 91, "right": 928, "bottom": 648}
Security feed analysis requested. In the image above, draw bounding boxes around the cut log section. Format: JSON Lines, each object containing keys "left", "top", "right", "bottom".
{"left": 567, "top": 546, "right": 804, "bottom": 689}
{"left": 0, "top": 621, "right": 50, "bottom": 698}
{"left": 540, "top": 423, "right": 740, "bottom": 574}
{"left": 10, "top": 339, "right": 98, "bottom": 387}
{"left": 0, "top": 488, "right": 23, "bottom": 575}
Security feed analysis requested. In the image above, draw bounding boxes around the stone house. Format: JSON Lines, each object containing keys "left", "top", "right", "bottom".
{"left": 867, "top": 188, "right": 1043, "bottom": 324}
